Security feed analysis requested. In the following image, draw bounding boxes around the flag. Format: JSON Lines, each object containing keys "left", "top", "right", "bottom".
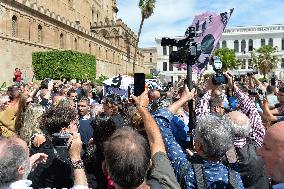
{"left": 175, "top": 9, "right": 234, "bottom": 73}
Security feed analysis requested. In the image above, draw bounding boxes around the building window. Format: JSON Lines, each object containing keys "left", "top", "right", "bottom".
{"left": 169, "top": 62, "right": 173, "bottom": 71}
{"left": 234, "top": 40, "right": 239, "bottom": 52}
{"left": 241, "top": 40, "right": 246, "bottom": 53}
{"left": 169, "top": 46, "right": 173, "bottom": 54}
{"left": 37, "top": 25, "right": 43, "bottom": 43}
{"left": 12, "top": 15, "right": 18, "bottom": 37}
{"left": 74, "top": 38, "right": 78, "bottom": 50}
{"left": 222, "top": 40, "right": 227, "bottom": 48}
{"left": 59, "top": 33, "right": 64, "bottom": 48}
{"left": 268, "top": 38, "right": 273, "bottom": 47}
{"left": 163, "top": 62, "right": 167, "bottom": 71}
{"left": 163, "top": 46, "right": 167, "bottom": 55}
{"left": 150, "top": 58, "right": 152, "bottom": 62}
{"left": 249, "top": 39, "right": 253, "bottom": 51}
{"left": 241, "top": 59, "right": 246, "bottom": 69}
{"left": 150, "top": 52, "right": 152, "bottom": 55}
{"left": 248, "top": 59, "right": 253, "bottom": 69}
{"left": 282, "top": 38, "right": 284, "bottom": 50}
{"left": 281, "top": 58, "right": 284, "bottom": 69}
{"left": 261, "top": 39, "right": 265, "bottom": 47}
{"left": 89, "top": 43, "right": 91, "bottom": 54}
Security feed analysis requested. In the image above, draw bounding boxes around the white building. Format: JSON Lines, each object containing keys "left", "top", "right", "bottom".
{"left": 155, "top": 24, "right": 284, "bottom": 82}
{"left": 220, "top": 24, "right": 284, "bottom": 78}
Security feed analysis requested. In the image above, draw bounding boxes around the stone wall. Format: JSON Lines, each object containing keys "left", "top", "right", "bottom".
{"left": 0, "top": 0, "right": 145, "bottom": 85}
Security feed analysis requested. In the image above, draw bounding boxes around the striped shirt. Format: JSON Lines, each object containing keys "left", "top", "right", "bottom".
{"left": 196, "top": 87, "right": 265, "bottom": 148}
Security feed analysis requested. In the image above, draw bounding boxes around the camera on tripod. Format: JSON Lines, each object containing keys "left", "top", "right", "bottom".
{"left": 161, "top": 27, "right": 201, "bottom": 65}
{"left": 211, "top": 56, "right": 228, "bottom": 85}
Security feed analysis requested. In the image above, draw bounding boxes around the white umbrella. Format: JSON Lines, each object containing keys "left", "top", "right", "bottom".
{"left": 103, "top": 75, "right": 134, "bottom": 90}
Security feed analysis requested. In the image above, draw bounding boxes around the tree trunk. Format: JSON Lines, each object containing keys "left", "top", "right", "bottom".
{"left": 133, "top": 16, "right": 145, "bottom": 74}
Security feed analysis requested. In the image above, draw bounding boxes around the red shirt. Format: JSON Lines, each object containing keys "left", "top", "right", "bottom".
{"left": 14, "top": 70, "right": 22, "bottom": 82}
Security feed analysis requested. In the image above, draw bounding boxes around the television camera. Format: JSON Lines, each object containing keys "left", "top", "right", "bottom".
{"left": 161, "top": 27, "right": 202, "bottom": 65}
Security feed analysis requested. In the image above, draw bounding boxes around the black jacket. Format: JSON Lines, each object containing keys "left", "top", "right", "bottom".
{"left": 28, "top": 140, "right": 73, "bottom": 189}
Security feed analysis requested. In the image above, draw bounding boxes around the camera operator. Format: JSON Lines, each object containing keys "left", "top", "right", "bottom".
{"left": 28, "top": 103, "right": 80, "bottom": 188}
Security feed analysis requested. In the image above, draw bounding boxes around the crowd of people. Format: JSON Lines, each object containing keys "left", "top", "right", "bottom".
{"left": 1, "top": 72, "right": 284, "bottom": 189}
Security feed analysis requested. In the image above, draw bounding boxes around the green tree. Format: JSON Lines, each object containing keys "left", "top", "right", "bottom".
{"left": 251, "top": 45, "right": 280, "bottom": 79}
{"left": 133, "top": 0, "right": 156, "bottom": 73}
{"left": 214, "top": 48, "right": 241, "bottom": 71}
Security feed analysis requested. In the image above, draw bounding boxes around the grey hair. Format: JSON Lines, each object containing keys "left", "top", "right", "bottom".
{"left": 195, "top": 114, "right": 234, "bottom": 159}
{"left": 223, "top": 113, "right": 251, "bottom": 138}
{"left": 0, "top": 139, "right": 29, "bottom": 186}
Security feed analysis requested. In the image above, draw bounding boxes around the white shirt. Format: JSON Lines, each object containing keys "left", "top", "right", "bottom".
{"left": 0, "top": 179, "right": 88, "bottom": 189}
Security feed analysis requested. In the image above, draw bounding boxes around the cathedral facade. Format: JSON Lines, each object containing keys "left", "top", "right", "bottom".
{"left": 0, "top": 0, "right": 145, "bottom": 84}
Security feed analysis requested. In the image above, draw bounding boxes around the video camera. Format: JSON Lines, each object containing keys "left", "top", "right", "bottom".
{"left": 248, "top": 88, "right": 263, "bottom": 96}
{"left": 234, "top": 75, "right": 242, "bottom": 82}
{"left": 247, "top": 71, "right": 258, "bottom": 76}
{"left": 211, "top": 56, "right": 228, "bottom": 85}
{"left": 52, "top": 133, "right": 71, "bottom": 148}
{"left": 161, "top": 27, "right": 201, "bottom": 65}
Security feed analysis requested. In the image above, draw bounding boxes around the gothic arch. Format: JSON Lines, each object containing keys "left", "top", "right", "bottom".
{"left": 98, "top": 29, "right": 110, "bottom": 38}
{"left": 110, "top": 28, "right": 119, "bottom": 37}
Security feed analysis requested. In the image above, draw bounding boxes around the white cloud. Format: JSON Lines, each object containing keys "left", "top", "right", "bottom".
{"left": 117, "top": 0, "right": 196, "bottom": 47}
{"left": 117, "top": 0, "right": 284, "bottom": 48}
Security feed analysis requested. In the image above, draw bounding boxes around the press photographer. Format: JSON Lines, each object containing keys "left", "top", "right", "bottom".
{"left": 211, "top": 56, "right": 228, "bottom": 85}
{"left": 196, "top": 70, "right": 268, "bottom": 188}
{"left": 28, "top": 102, "right": 81, "bottom": 188}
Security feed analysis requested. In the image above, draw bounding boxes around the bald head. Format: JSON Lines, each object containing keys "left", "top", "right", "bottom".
{"left": 266, "top": 121, "right": 284, "bottom": 145}
{"left": 226, "top": 111, "right": 251, "bottom": 137}
{"left": 258, "top": 121, "right": 284, "bottom": 182}
{"left": 148, "top": 90, "right": 160, "bottom": 101}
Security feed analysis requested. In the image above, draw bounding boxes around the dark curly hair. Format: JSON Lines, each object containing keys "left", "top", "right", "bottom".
{"left": 39, "top": 103, "right": 77, "bottom": 135}
{"left": 93, "top": 113, "right": 116, "bottom": 150}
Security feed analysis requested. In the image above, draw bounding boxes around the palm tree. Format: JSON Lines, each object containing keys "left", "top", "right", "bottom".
{"left": 251, "top": 45, "right": 280, "bottom": 79}
{"left": 214, "top": 48, "right": 241, "bottom": 71}
{"left": 133, "top": 0, "right": 156, "bottom": 74}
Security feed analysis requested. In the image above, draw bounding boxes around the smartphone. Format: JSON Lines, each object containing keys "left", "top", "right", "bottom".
{"left": 134, "top": 73, "right": 145, "bottom": 97}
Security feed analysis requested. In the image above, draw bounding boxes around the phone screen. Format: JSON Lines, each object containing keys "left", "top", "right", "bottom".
{"left": 134, "top": 73, "right": 145, "bottom": 97}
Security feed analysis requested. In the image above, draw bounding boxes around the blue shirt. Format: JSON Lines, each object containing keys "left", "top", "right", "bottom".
{"left": 78, "top": 116, "right": 93, "bottom": 145}
{"left": 228, "top": 96, "right": 238, "bottom": 111}
{"left": 154, "top": 109, "right": 244, "bottom": 189}
{"left": 171, "top": 115, "right": 190, "bottom": 142}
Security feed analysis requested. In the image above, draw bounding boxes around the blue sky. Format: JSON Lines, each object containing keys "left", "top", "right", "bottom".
{"left": 117, "top": 0, "right": 284, "bottom": 48}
